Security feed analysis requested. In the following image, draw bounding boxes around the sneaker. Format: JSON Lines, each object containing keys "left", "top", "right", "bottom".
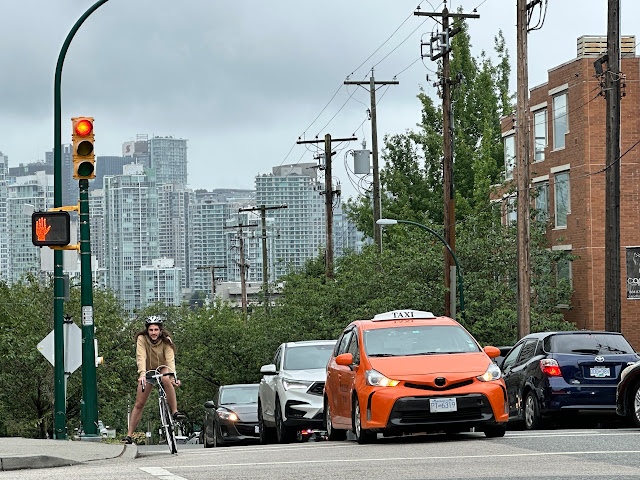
{"left": 121, "top": 435, "right": 133, "bottom": 444}
{"left": 172, "top": 411, "right": 186, "bottom": 421}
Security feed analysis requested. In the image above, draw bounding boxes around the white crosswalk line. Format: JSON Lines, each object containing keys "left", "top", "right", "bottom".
{"left": 140, "top": 466, "right": 189, "bottom": 480}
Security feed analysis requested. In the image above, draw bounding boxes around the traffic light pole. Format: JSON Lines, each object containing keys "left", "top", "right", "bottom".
{"left": 53, "top": 0, "right": 109, "bottom": 440}
{"left": 79, "top": 178, "right": 98, "bottom": 436}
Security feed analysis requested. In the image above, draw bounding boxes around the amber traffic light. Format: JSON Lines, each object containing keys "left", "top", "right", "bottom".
{"left": 72, "top": 116, "right": 95, "bottom": 179}
{"left": 32, "top": 211, "right": 71, "bottom": 247}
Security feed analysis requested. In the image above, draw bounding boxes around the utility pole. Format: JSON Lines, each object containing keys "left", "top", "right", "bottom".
{"left": 344, "top": 71, "right": 398, "bottom": 253}
{"left": 605, "top": 0, "right": 621, "bottom": 332}
{"left": 224, "top": 221, "right": 258, "bottom": 324}
{"left": 196, "top": 265, "right": 226, "bottom": 301}
{"left": 298, "top": 134, "right": 356, "bottom": 279}
{"left": 515, "top": 0, "right": 532, "bottom": 339}
{"left": 239, "top": 204, "right": 287, "bottom": 309}
{"left": 415, "top": 3, "right": 479, "bottom": 317}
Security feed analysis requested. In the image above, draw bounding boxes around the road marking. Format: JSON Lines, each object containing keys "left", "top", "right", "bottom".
{"left": 170, "top": 449, "right": 640, "bottom": 469}
{"left": 140, "top": 466, "right": 189, "bottom": 479}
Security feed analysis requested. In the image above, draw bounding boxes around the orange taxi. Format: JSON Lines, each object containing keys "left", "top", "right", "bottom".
{"left": 323, "top": 309, "right": 508, "bottom": 443}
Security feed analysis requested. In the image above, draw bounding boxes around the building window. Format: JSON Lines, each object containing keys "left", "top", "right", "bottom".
{"left": 534, "top": 181, "right": 549, "bottom": 221}
{"left": 533, "top": 109, "right": 547, "bottom": 161}
{"left": 505, "top": 196, "right": 517, "bottom": 225}
{"left": 553, "top": 93, "right": 568, "bottom": 149}
{"left": 504, "top": 134, "right": 516, "bottom": 180}
{"left": 554, "top": 171, "right": 570, "bottom": 228}
{"left": 556, "top": 255, "right": 573, "bottom": 289}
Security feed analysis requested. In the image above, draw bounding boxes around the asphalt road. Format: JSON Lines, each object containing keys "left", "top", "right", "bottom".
{"left": 7, "top": 428, "right": 640, "bottom": 479}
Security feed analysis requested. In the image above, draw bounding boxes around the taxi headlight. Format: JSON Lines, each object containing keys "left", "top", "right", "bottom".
{"left": 365, "top": 369, "right": 400, "bottom": 387}
{"left": 477, "top": 363, "right": 502, "bottom": 382}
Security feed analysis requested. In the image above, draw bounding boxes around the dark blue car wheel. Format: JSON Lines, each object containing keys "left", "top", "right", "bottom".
{"left": 524, "top": 391, "right": 542, "bottom": 430}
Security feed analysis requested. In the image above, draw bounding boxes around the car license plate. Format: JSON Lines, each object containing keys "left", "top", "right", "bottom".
{"left": 590, "top": 367, "right": 610, "bottom": 377}
{"left": 255, "top": 425, "right": 260, "bottom": 434}
{"left": 430, "top": 397, "right": 457, "bottom": 413}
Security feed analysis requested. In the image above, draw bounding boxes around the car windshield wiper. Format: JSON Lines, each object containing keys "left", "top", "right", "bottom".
{"left": 598, "top": 346, "right": 629, "bottom": 354}
{"left": 367, "top": 353, "right": 397, "bottom": 357}
{"left": 570, "top": 348, "right": 600, "bottom": 354}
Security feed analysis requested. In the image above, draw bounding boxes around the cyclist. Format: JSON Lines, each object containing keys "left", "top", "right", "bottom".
{"left": 122, "top": 316, "right": 185, "bottom": 444}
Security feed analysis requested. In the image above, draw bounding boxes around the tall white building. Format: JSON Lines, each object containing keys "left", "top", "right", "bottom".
{"left": 187, "top": 195, "right": 233, "bottom": 299}
{"left": 140, "top": 258, "right": 182, "bottom": 308}
{"left": 148, "top": 136, "right": 187, "bottom": 186}
{"left": 103, "top": 164, "right": 159, "bottom": 312}
{"left": 255, "top": 163, "right": 326, "bottom": 279}
{"left": 157, "top": 184, "right": 193, "bottom": 291}
{"left": 7, "top": 171, "right": 53, "bottom": 283}
{"left": 0, "top": 153, "right": 8, "bottom": 279}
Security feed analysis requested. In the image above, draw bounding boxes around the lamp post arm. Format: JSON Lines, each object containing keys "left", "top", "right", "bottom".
{"left": 396, "top": 219, "right": 465, "bottom": 319}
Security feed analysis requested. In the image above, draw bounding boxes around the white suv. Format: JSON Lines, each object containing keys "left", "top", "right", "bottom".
{"left": 258, "top": 340, "right": 336, "bottom": 444}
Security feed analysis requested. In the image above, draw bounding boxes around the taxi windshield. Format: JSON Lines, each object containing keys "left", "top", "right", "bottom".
{"left": 363, "top": 325, "right": 481, "bottom": 357}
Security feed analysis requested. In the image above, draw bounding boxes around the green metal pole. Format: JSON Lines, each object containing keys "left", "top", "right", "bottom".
{"left": 396, "top": 220, "right": 466, "bottom": 319}
{"left": 53, "top": 0, "right": 109, "bottom": 440}
{"left": 79, "top": 178, "right": 98, "bottom": 436}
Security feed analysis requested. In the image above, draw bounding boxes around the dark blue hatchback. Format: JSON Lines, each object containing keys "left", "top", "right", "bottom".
{"left": 500, "top": 331, "right": 639, "bottom": 429}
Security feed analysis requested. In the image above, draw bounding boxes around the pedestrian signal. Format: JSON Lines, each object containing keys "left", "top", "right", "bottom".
{"left": 72, "top": 116, "right": 95, "bottom": 179}
{"left": 31, "top": 211, "right": 71, "bottom": 247}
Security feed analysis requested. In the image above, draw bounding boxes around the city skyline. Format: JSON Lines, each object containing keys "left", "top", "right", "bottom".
{"left": 3, "top": 1, "right": 639, "bottom": 201}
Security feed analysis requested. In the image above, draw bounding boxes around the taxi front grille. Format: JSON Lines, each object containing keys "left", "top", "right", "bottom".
{"left": 387, "top": 393, "right": 494, "bottom": 426}
{"left": 405, "top": 379, "right": 473, "bottom": 391}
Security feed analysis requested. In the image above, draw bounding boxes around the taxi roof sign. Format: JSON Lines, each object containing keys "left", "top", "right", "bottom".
{"left": 372, "top": 310, "right": 436, "bottom": 321}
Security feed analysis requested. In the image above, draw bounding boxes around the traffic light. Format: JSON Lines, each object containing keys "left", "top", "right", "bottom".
{"left": 72, "top": 116, "right": 95, "bottom": 179}
{"left": 31, "top": 211, "right": 71, "bottom": 247}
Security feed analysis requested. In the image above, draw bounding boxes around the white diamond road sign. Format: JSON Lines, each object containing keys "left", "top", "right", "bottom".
{"left": 37, "top": 322, "right": 82, "bottom": 374}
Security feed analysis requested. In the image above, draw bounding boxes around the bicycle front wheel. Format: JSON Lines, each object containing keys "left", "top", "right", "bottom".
{"left": 160, "top": 396, "right": 178, "bottom": 454}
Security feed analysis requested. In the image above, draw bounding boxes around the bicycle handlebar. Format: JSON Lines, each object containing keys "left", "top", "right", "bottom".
{"left": 141, "top": 365, "right": 178, "bottom": 392}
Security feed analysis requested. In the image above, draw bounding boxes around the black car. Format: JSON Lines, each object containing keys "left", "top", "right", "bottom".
{"left": 616, "top": 361, "right": 640, "bottom": 426}
{"left": 203, "top": 384, "right": 260, "bottom": 448}
{"left": 500, "top": 330, "right": 639, "bottom": 429}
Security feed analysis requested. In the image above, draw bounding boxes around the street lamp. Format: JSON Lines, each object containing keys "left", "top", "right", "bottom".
{"left": 377, "top": 218, "right": 465, "bottom": 319}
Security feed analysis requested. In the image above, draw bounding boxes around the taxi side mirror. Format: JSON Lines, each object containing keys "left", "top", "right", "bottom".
{"left": 483, "top": 346, "right": 501, "bottom": 359}
{"left": 336, "top": 353, "right": 353, "bottom": 366}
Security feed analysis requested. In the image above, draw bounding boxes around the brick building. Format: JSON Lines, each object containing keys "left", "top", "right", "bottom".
{"left": 499, "top": 36, "right": 640, "bottom": 347}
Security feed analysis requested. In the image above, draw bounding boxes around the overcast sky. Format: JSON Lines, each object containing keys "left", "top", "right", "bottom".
{"left": 1, "top": 0, "right": 638, "bottom": 200}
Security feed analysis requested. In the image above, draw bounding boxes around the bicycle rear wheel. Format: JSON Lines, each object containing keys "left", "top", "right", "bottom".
{"left": 160, "top": 396, "right": 178, "bottom": 454}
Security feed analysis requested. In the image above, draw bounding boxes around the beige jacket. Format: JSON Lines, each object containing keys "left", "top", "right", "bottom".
{"left": 136, "top": 334, "right": 176, "bottom": 377}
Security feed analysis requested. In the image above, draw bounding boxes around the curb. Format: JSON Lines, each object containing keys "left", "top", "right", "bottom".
{"left": 0, "top": 455, "right": 80, "bottom": 471}
{"left": 0, "top": 443, "right": 137, "bottom": 471}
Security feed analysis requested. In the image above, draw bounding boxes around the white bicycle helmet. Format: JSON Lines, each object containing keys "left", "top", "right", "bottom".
{"left": 145, "top": 315, "right": 164, "bottom": 329}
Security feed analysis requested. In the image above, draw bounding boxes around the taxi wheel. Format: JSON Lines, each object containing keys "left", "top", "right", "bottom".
{"left": 632, "top": 383, "right": 640, "bottom": 428}
{"left": 483, "top": 424, "right": 506, "bottom": 438}
{"left": 325, "top": 400, "right": 346, "bottom": 441}
{"left": 275, "top": 398, "right": 295, "bottom": 444}
{"left": 353, "top": 397, "right": 376, "bottom": 444}
{"left": 524, "top": 391, "right": 542, "bottom": 430}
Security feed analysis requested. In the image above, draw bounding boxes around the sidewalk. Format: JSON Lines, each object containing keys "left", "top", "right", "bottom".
{"left": 0, "top": 437, "right": 137, "bottom": 471}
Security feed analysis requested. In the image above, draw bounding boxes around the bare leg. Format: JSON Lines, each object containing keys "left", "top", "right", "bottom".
{"left": 161, "top": 374, "right": 178, "bottom": 415}
{"left": 127, "top": 381, "right": 152, "bottom": 437}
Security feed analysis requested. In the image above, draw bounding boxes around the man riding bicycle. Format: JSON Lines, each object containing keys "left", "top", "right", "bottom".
{"left": 122, "top": 316, "right": 185, "bottom": 444}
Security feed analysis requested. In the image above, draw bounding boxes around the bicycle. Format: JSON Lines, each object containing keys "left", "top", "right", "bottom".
{"left": 142, "top": 365, "right": 180, "bottom": 454}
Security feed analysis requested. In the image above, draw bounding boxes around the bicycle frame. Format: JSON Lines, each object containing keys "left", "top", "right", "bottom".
{"left": 143, "top": 365, "right": 179, "bottom": 454}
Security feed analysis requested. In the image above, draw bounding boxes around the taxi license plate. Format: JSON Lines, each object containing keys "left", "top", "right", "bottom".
{"left": 430, "top": 398, "right": 457, "bottom": 413}
{"left": 255, "top": 425, "right": 260, "bottom": 434}
{"left": 590, "top": 367, "right": 610, "bottom": 378}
